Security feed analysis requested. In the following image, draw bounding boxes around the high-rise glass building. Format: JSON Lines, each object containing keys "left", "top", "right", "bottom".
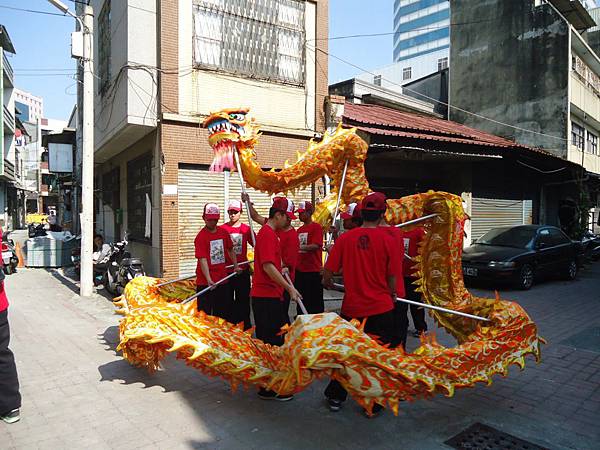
{"left": 393, "top": 0, "right": 450, "bottom": 63}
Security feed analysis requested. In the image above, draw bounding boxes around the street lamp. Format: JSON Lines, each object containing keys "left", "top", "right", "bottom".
{"left": 47, "top": 0, "right": 95, "bottom": 297}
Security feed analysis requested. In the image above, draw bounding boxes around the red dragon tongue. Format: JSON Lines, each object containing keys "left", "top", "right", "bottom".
{"left": 209, "top": 141, "right": 237, "bottom": 172}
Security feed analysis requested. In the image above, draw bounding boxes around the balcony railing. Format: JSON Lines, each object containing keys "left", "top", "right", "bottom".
{"left": 2, "top": 52, "right": 13, "bottom": 85}
{"left": 3, "top": 104, "right": 15, "bottom": 133}
{"left": 3, "top": 159, "right": 15, "bottom": 180}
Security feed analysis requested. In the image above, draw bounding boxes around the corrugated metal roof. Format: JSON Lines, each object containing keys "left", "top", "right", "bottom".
{"left": 343, "top": 102, "right": 527, "bottom": 149}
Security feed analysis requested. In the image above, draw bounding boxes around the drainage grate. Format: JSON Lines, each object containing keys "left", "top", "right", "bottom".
{"left": 445, "top": 423, "right": 548, "bottom": 450}
{"left": 560, "top": 326, "right": 600, "bottom": 353}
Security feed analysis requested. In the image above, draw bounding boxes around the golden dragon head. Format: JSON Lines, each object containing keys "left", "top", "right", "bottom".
{"left": 203, "top": 108, "right": 260, "bottom": 172}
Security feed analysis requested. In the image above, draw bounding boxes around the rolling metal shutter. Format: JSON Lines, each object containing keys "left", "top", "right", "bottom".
{"left": 178, "top": 167, "right": 314, "bottom": 276}
{"left": 471, "top": 198, "right": 533, "bottom": 241}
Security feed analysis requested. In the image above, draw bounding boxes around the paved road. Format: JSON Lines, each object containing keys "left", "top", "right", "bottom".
{"left": 2, "top": 264, "right": 599, "bottom": 449}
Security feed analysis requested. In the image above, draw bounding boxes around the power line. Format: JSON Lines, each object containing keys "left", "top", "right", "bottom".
{"left": 0, "top": 4, "right": 68, "bottom": 16}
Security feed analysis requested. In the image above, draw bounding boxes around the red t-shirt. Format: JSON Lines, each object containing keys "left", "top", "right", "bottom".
{"left": 194, "top": 227, "right": 233, "bottom": 286}
{"left": 379, "top": 226, "right": 405, "bottom": 298}
{"left": 297, "top": 222, "right": 323, "bottom": 272}
{"left": 251, "top": 224, "right": 283, "bottom": 299}
{"left": 277, "top": 227, "right": 299, "bottom": 281}
{"left": 402, "top": 227, "right": 425, "bottom": 278}
{"left": 325, "top": 227, "right": 398, "bottom": 318}
{"left": 221, "top": 222, "right": 253, "bottom": 271}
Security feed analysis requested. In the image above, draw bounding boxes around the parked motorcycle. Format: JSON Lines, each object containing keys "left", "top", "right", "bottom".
{"left": 28, "top": 222, "right": 47, "bottom": 238}
{"left": 71, "top": 246, "right": 110, "bottom": 286}
{"left": 1, "top": 235, "right": 19, "bottom": 275}
{"left": 102, "top": 238, "right": 146, "bottom": 295}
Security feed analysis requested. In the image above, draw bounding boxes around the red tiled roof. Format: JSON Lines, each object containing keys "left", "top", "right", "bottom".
{"left": 342, "top": 102, "right": 529, "bottom": 150}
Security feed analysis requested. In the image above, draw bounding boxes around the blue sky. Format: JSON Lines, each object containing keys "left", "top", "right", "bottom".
{"left": 1, "top": 0, "right": 393, "bottom": 121}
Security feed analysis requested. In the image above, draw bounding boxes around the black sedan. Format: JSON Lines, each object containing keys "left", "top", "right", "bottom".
{"left": 462, "top": 225, "right": 580, "bottom": 290}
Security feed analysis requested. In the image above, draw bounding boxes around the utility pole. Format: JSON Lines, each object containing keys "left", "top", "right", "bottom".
{"left": 47, "top": 0, "right": 94, "bottom": 297}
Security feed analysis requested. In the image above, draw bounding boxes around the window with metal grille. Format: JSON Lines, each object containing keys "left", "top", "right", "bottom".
{"left": 402, "top": 66, "right": 412, "bottom": 81}
{"left": 373, "top": 75, "right": 382, "bottom": 86}
{"left": 437, "top": 57, "right": 448, "bottom": 71}
{"left": 127, "top": 153, "right": 152, "bottom": 242}
{"left": 571, "top": 122, "right": 585, "bottom": 150}
{"left": 193, "top": 0, "right": 306, "bottom": 86}
{"left": 98, "top": 0, "right": 111, "bottom": 95}
{"left": 587, "top": 131, "right": 598, "bottom": 155}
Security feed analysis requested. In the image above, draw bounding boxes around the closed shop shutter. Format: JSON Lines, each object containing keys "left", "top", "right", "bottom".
{"left": 178, "top": 167, "right": 316, "bottom": 276}
{"left": 471, "top": 198, "right": 533, "bottom": 241}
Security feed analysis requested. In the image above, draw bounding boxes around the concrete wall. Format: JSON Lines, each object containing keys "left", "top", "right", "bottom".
{"left": 91, "top": 0, "right": 157, "bottom": 155}
{"left": 449, "top": 0, "right": 570, "bottom": 155}
{"left": 177, "top": 0, "right": 317, "bottom": 131}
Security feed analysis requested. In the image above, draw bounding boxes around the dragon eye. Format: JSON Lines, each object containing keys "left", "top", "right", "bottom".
{"left": 229, "top": 113, "right": 245, "bottom": 121}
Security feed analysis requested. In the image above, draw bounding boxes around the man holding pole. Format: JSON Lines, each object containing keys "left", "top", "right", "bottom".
{"left": 252, "top": 197, "right": 301, "bottom": 401}
{"left": 296, "top": 201, "right": 324, "bottom": 314}
{"left": 221, "top": 200, "right": 253, "bottom": 329}
{"left": 194, "top": 203, "right": 240, "bottom": 321}
{"left": 242, "top": 193, "right": 300, "bottom": 323}
{"left": 322, "top": 192, "right": 399, "bottom": 417}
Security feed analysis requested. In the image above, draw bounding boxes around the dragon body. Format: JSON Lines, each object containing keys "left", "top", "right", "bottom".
{"left": 113, "top": 109, "right": 543, "bottom": 414}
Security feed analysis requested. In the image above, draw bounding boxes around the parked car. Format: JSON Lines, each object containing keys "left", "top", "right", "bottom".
{"left": 462, "top": 225, "right": 581, "bottom": 290}
{"left": 580, "top": 230, "right": 600, "bottom": 262}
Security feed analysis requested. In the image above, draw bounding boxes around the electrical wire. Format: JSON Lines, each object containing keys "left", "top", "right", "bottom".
{"left": 0, "top": 4, "right": 68, "bottom": 16}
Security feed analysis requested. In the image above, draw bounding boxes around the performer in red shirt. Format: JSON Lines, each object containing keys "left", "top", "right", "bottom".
{"left": 379, "top": 220, "right": 407, "bottom": 348}
{"left": 0, "top": 227, "right": 21, "bottom": 424}
{"left": 221, "top": 200, "right": 254, "bottom": 329}
{"left": 323, "top": 192, "right": 399, "bottom": 418}
{"left": 194, "top": 203, "right": 239, "bottom": 322}
{"left": 403, "top": 226, "right": 428, "bottom": 337}
{"left": 339, "top": 202, "right": 362, "bottom": 231}
{"left": 242, "top": 193, "right": 300, "bottom": 323}
{"left": 296, "top": 201, "right": 324, "bottom": 314}
{"left": 251, "top": 197, "right": 301, "bottom": 401}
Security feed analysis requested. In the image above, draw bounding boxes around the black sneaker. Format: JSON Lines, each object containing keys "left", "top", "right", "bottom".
{"left": 0, "top": 408, "right": 20, "bottom": 424}
{"left": 327, "top": 398, "right": 342, "bottom": 412}
{"left": 363, "top": 403, "right": 384, "bottom": 418}
{"left": 258, "top": 389, "right": 293, "bottom": 402}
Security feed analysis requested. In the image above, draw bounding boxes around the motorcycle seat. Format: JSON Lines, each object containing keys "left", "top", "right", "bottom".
{"left": 122, "top": 258, "right": 143, "bottom": 266}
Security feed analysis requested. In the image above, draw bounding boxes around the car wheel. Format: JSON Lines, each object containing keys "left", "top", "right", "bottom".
{"left": 565, "top": 260, "right": 577, "bottom": 281}
{"left": 517, "top": 264, "right": 534, "bottom": 290}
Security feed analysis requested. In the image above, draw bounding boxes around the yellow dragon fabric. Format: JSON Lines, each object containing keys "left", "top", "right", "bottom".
{"left": 113, "top": 109, "right": 543, "bottom": 415}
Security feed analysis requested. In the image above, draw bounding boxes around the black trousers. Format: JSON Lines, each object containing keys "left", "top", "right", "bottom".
{"left": 325, "top": 309, "right": 396, "bottom": 403}
{"left": 0, "top": 309, "right": 21, "bottom": 415}
{"left": 404, "top": 277, "right": 428, "bottom": 333}
{"left": 282, "top": 290, "right": 291, "bottom": 325}
{"left": 196, "top": 283, "right": 234, "bottom": 323}
{"left": 252, "top": 297, "right": 287, "bottom": 347}
{"left": 295, "top": 271, "right": 324, "bottom": 315}
{"left": 229, "top": 271, "right": 251, "bottom": 329}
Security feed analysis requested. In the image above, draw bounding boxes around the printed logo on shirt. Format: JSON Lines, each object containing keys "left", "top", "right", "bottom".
{"left": 298, "top": 232, "right": 308, "bottom": 246}
{"left": 403, "top": 238, "right": 410, "bottom": 254}
{"left": 231, "top": 233, "right": 243, "bottom": 255}
{"left": 358, "top": 235, "right": 370, "bottom": 250}
{"left": 210, "top": 239, "right": 225, "bottom": 265}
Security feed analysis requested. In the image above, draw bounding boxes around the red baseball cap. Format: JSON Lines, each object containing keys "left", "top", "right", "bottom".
{"left": 297, "top": 200, "right": 313, "bottom": 213}
{"left": 227, "top": 200, "right": 242, "bottom": 212}
{"left": 340, "top": 203, "right": 358, "bottom": 220}
{"left": 203, "top": 203, "right": 221, "bottom": 220}
{"left": 361, "top": 192, "right": 387, "bottom": 211}
{"left": 272, "top": 197, "right": 297, "bottom": 219}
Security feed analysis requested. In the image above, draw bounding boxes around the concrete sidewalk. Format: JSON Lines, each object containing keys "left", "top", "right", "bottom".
{"left": 2, "top": 266, "right": 600, "bottom": 449}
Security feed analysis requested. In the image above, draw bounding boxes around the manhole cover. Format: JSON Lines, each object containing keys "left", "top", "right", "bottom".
{"left": 560, "top": 327, "right": 600, "bottom": 353}
{"left": 445, "top": 423, "right": 548, "bottom": 450}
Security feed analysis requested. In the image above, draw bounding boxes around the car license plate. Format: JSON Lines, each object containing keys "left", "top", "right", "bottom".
{"left": 2, "top": 251, "right": 11, "bottom": 263}
{"left": 464, "top": 267, "right": 478, "bottom": 276}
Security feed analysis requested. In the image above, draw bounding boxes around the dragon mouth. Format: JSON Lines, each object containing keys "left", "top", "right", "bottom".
{"left": 205, "top": 118, "right": 247, "bottom": 172}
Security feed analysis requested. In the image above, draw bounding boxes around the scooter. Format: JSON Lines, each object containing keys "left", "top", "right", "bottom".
{"left": 70, "top": 247, "right": 107, "bottom": 286}
{"left": 103, "top": 238, "right": 146, "bottom": 295}
{"left": 1, "top": 236, "right": 19, "bottom": 275}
